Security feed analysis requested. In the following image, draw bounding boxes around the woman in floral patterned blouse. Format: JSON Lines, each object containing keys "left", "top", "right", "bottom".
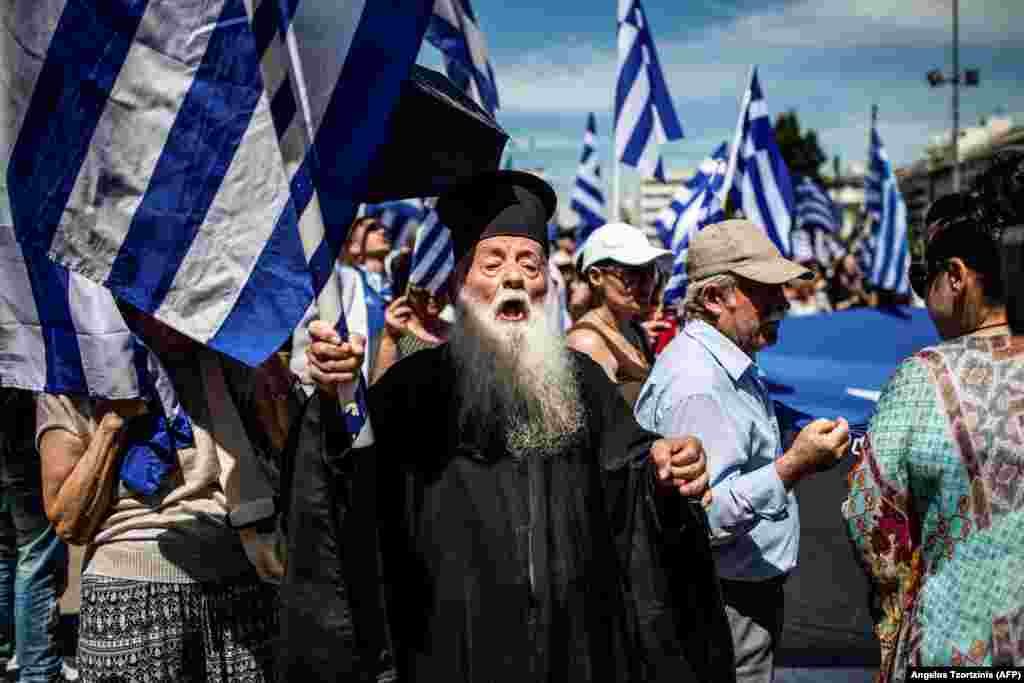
{"left": 842, "top": 151, "right": 1024, "bottom": 680}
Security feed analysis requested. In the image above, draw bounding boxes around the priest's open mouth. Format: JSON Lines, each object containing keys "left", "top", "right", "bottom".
{"left": 497, "top": 299, "right": 528, "bottom": 322}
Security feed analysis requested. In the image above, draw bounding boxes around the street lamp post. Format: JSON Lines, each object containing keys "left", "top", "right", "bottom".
{"left": 926, "top": 0, "right": 979, "bottom": 192}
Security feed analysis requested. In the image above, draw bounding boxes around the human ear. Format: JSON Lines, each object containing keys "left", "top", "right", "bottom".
{"left": 946, "top": 258, "right": 969, "bottom": 293}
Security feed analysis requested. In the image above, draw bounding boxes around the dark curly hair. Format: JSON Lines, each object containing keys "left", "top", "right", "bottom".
{"left": 923, "top": 148, "right": 1024, "bottom": 304}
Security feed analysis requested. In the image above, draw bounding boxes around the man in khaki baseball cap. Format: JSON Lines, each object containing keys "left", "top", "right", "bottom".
{"left": 688, "top": 218, "right": 812, "bottom": 286}
{"left": 635, "top": 218, "right": 850, "bottom": 683}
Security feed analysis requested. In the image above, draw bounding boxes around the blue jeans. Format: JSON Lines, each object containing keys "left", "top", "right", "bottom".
{"left": 0, "top": 389, "right": 68, "bottom": 682}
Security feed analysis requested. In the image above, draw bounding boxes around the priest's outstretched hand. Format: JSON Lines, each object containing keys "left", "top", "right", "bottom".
{"left": 306, "top": 320, "right": 365, "bottom": 396}
{"left": 650, "top": 436, "right": 713, "bottom": 507}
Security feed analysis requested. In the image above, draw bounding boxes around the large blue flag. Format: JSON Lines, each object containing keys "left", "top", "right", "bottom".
{"left": 426, "top": 0, "right": 499, "bottom": 117}
{"left": 570, "top": 113, "right": 607, "bottom": 246}
{"left": 865, "top": 127, "right": 911, "bottom": 294}
{"left": 615, "top": 0, "right": 684, "bottom": 179}
{"left": 5, "top": 1, "right": 431, "bottom": 371}
{"left": 656, "top": 142, "right": 729, "bottom": 308}
{"left": 724, "top": 67, "right": 795, "bottom": 256}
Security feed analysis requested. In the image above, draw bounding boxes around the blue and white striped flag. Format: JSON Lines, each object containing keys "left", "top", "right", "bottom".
{"left": 408, "top": 209, "right": 454, "bottom": 295}
{"left": 855, "top": 233, "right": 876, "bottom": 278}
{"left": 656, "top": 142, "right": 729, "bottom": 308}
{"left": 426, "top": 0, "right": 499, "bottom": 117}
{"left": 865, "top": 127, "right": 910, "bottom": 294}
{"left": 615, "top": 0, "right": 684, "bottom": 179}
{"left": 794, "top": 175, "right": 842, "bottom": 267}
{"left": 6, "top": 0, "right": 431, "bottom": 368}
{"left": 724, "top": 67, "right": 795, "bottom": 256}
{"left": 570, "top": 113, "right": 607, "bottom": 246}
{"left": 366, "top": 199, "right": 428, "bottom": 250}
{"left": 813, "top": 228, "right": 848, "bottom": 271}
{"left": 794, "top": 176, "right": 840, "bottom": 234}
{"left": 5, "top": 1, "right": 432, "bottom": 443}
{"left": 654, "top": 142, "right": 728, "bottom": 253}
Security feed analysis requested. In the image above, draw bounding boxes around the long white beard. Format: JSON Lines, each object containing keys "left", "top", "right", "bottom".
{"left": 449, "top": 289, "right": 585, "bottom": 459}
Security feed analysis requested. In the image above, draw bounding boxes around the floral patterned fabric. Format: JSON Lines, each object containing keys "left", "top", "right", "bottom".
{"left": 842, "top": 334, "right": 1024, "bottom": 681}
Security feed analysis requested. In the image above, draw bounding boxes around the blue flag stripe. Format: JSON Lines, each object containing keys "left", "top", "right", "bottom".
{"left": 105, "top": 0, "right": 261, "bottom": 312}
{"left": 23, "top": 257, "right": 87, "bottom": 392}
{"left": 8, "top": 0, "right": 149, "bottom": 256}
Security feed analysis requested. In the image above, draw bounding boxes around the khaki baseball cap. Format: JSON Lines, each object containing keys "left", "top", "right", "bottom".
{"left": 687, "top": 219, "right": 812, "bottom": 284}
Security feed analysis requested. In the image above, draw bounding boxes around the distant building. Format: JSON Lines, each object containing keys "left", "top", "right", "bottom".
{"left": 822, "top": 164, "right": 866, "bottom": 242}
{"left": 899, "top": 114, "right": 1024, "bottom": 239}
{"left": 639, "top": 171, "right": 692, "bottom": 245}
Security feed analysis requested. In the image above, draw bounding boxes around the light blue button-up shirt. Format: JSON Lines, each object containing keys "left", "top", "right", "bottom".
{"left": 635, "top": 319, "right": 798, "bottom": 581}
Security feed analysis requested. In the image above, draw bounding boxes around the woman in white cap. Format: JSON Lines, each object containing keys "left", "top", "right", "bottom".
{"left": 567, "top": 222, "right": 671, "bottom": 406}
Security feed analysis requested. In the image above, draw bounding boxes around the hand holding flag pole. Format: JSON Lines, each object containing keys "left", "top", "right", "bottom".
{"left": 260, "top": 4, "right": 375, "bottom": 447}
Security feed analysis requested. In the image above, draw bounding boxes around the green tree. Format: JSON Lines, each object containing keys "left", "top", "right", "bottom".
{"left": 775, "top": 110, "right": 827, "bottom": 183}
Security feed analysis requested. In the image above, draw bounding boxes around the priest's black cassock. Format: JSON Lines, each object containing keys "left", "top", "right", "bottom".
{"left": 288, "top": 344, "right": 735, "bottom": 683}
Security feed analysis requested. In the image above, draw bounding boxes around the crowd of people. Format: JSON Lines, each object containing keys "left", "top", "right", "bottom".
{"left": 0, "top": 150, "right": 1020, "bottom": 683}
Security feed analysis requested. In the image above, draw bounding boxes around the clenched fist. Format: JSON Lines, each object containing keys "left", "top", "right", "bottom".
{"left": 650, "top": 436, "right": 713, "bottom": 507}
{"left": 305, "top": 320, "right": 365, "bottom": 395}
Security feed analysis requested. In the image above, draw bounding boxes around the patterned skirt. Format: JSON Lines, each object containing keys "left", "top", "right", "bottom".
{"left": 77, "top": 574, "right": 278, "bottom": 683}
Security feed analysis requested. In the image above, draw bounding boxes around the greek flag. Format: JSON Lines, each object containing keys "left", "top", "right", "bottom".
{"left": 5, "top": 1, "right": 431, "bottom": 445}
{"left": 794, "top": 176, "right": 840, "bottom": 234}
{"left": 570, "top": 113, "right": 607, "bottom": 246}
{"left": 790, "top": 227, "right": 815, "bottom": 264}
{"left": 865, "top": 127, "right": 910, "bottom": 294}
{"left": 366, "top": 199, "right": 428, "bottom": 250}
{"left": 794, "top": 175, "right": 844, "bottom": 267}
{"left": 615, "top": 0, "right": 684, "bottom": 178}
{"left": 426, "top": 0, "right": 499, "bottom": 116}
{"left": 654, "top": 142, "right": 729, "bottom": 253}
{"left": 855, "top": 233, "right": 876, "bottom": 278}
{"left": 656, "top": 142, "right": 729, "bottom": 308}
{"left": 813, "top": 229, "right": 848, "bottom": 271}
{"left": 724, "top": 67, "right": 795, "bottom": 256}
{"left": 408, "top": 209, "right": 454, "bottom": 295}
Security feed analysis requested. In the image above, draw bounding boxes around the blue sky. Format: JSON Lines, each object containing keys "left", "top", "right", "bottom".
{"left": 416, "top": 0, "right": 1024, "bottom": 221}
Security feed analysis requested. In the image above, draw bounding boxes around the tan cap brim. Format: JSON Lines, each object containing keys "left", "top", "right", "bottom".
{"left": 731, "top": 257, "right": 812, "bottom": 285}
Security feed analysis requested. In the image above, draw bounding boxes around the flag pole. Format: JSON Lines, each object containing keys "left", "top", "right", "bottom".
{"left": 612, "top": 156, "right": 621, "bottom": 222}
{"left": 720, "top": 64, "right": 755, "bottom": 210}
{"left": 280, "top": 20, "right": 373, "bottom": 447}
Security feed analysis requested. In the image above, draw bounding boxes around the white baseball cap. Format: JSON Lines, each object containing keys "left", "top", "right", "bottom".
{"left": 576, "top": 222, "right": 672, "bottom": 272}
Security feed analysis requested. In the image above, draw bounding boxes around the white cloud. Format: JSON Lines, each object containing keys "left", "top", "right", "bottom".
{"left": 717, "top": 0, "right": 1022, "bottom": 50}
{"left": 492, "top": 0, "right": 1023, "bottom": 114}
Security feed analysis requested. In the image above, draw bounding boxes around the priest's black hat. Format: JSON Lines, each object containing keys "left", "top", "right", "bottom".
{"left": 436, "top": 170, "right": 558, "bottom": 265}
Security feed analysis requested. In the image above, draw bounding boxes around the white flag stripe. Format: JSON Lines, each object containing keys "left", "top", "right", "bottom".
{"left": 154, "top": 92, "right": 292, "bottom": 341}
{"left": 0, "top": 226, "right": 48, "bottom": 388}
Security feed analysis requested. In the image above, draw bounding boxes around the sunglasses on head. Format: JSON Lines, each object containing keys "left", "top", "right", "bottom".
{"left": 909, "top": 259, "right": 946, "bottom": 299}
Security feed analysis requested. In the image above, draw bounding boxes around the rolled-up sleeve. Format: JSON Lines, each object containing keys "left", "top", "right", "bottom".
{"left": 665, "top": 394, "right": 787, "bottom": 542}
{"left": 35, "top": 393, "right": 95, "bottom": 452}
